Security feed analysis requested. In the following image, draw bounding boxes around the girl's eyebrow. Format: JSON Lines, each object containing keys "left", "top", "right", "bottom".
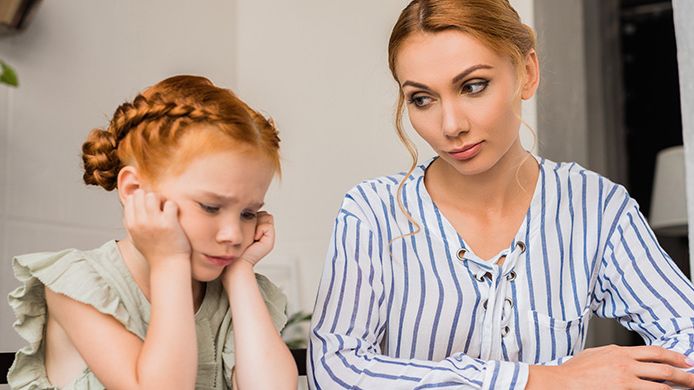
{"left": 197, "top": 191, "right": 264, "bottom": 209}
{"left": 401, "top": 64, "right": 494, "bottom": 90}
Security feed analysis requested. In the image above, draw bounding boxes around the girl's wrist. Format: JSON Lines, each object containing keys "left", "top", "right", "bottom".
{"left": 222, "top": 261, "right": 255, "bottom": 296}
{"left": 149, "top": 255, "right": 191, "bottom": 274}
{"left": 225, "top": 260, "right": 254, "bottom": 280}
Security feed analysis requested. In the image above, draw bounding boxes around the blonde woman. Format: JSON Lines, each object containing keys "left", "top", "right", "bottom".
{"left": 309, "top": 1, "right": 694, "bottom": 388}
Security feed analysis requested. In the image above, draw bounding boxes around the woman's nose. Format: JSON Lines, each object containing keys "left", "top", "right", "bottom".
{"left": 441, "top": 99, "right": 470, "bottom": 138}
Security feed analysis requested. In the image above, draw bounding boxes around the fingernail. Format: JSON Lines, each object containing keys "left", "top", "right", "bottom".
{"left": 686, "top": 357, "right": 694, "bottom": 367}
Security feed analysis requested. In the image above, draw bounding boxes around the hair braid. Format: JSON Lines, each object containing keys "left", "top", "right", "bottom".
{"left": 81, "top": 75, "right": 281, "bottom": 191}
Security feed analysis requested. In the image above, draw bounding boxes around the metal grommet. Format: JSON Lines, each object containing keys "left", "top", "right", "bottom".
{"left": 506, "top": 271, "right": 517, "bottom": 282}
{"left": 516, "top": 241, "right": 526, "bottom": 254}
{"left": 505, "top": 297, "right": 514, "bottom": 309}
{"left": 456, "top": 248, "right": 466, "bottom": 261}
{"left": 482, "top": 299, "right": 488, "bottom": 310}
{"left": 475, "top": 272, "right": 492, "bottom": 282}
{"left": 501, "top": 326, "right": 511, "bottom": 337}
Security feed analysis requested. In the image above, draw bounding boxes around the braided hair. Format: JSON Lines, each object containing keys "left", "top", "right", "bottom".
{"left": 82, "top": 75, "right": 280, "bottom": 191}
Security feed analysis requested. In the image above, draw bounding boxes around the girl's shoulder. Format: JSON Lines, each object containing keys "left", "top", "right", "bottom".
{"left": 9, "top": 240, "right": 149, "bottom": 343}
{"left": 7, "top": 241, "right": 148, "bottom": 389}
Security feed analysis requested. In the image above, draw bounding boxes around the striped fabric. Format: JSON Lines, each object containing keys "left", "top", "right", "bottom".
{"left": 308, "top": 156, "right": 694, "bottom": 389}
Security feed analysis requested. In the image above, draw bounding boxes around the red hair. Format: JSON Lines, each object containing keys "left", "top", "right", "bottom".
{"left": 81, "top": 75, "right": 280, "bottom": 190}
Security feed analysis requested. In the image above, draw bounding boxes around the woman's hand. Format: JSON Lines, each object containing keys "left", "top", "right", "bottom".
{"left": 528, "top": 345, "right": 694, "bottom": 389}
{"left": 124, "top": 189, "right": 191, "bottom": 267}
{"left": 238, "top": 211, "right": 275, "bottom": 267}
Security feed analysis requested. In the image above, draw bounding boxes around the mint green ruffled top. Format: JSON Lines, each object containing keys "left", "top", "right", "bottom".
{"left": 7, "top": 240, "right": 288, "bottom": 389}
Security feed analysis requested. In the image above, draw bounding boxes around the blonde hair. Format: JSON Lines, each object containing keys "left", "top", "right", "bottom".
{"left": 81, "top": 75, "right": 280, "bottom": 191}
{"left": 387, "top": 0, "right": 537, "bottom": 239}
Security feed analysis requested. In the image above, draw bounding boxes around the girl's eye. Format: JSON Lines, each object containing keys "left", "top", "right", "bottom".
{"left": 199, "top": 203, "right": 220, "bottom": 214}
{"left": 462, "top": 80, "right": 489, "bottom": 95}
{"left": 407, "top": 94, "right": 434, "bottom": 108}
{"left": 241, "top": 210, "right": 257, "bottom": 221}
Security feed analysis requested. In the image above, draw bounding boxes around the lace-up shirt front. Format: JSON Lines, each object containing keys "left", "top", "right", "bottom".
{"left": 308, "top": 156, "right": 694, "bottom": 389}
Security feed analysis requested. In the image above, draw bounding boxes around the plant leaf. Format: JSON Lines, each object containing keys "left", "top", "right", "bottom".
{"left": 1, "top": 62, "right": 19, "bottom": 87}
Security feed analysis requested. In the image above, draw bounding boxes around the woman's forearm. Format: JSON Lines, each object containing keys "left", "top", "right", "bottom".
{"left": 226, "top": 262, "right": 297, "bottom": 390}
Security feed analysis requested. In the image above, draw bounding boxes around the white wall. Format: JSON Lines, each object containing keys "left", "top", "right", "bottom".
{"left": 237, "top": 0, "right": 536, "bottom": 315}
{"left": 0, "top": 0, "right": 536, "bottom": 358}
{"left": 0, "top": 0, "right": 237, "bottom": 351}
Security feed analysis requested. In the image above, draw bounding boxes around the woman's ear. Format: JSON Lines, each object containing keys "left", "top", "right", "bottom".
{"left": 117, "top": 166, "right": 141, "bottom": 205}
{"left": 521, "top": 49, "right": 540, "bottom": 100}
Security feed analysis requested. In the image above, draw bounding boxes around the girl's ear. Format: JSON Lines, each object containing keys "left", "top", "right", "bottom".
{"left": 521, "top": 49, "right": 540, "bottom": 100}
{"left": 117, "top": 166, "right": 141, "bottom": 205}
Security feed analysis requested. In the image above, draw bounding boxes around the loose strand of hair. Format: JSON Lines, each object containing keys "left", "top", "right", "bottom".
{"left": 390, "top": 93, "right": 422, "bottom": 252}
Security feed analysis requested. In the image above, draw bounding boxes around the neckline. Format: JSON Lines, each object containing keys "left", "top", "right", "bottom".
{"left": 414, "top": 153, "right": 544, "bottom": 263}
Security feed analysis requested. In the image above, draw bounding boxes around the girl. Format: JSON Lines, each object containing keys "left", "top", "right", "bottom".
{"left": 8, "top": 75, "right": 298, "bottom": 389}
{"left": 308, "top": 1, "right": 694, "bottom": 389}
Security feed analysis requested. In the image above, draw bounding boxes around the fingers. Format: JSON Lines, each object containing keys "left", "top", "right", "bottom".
{"left": 254, "top": 211, "right": 274, "bottom": 241}
{"left": 256, "top": 211, "right": 273, "bottom": 226}
{"left": 630, "top": 346, "right": 692, "bottom": 368}
{"left": 631, "top": 380, "right": 675, "bottom": 390}
{"left": 145, "top": 191, "right": 160, "bottom": 215}
{"left": 634, "top": 362, "right": 694, "bottom": 388}
{"left": 162, "top": 199, "right": 178, "bottom": 221}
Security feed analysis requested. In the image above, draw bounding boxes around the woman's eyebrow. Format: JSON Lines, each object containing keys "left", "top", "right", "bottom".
{"left": 401, "top": 64, "right": 494, "bottom": 90}
{"left": 451, "top": 64, "right": 493, "bottom": 85}
{"left": 401, "top": 80, "right": 431, "bottom": 90}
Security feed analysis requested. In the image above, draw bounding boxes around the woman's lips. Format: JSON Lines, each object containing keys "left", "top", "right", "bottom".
{"left": 449, "top": 141, "right": 483, "bottom": 161}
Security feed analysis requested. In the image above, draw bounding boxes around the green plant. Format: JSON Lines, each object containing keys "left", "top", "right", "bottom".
{"left": 1, "top": 60, "right": 18, "bottom": 87}
{"left": 281, "top": 310, "right": 312, "bottom": 349}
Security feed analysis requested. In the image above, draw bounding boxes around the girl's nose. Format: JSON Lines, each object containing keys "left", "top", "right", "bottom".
{"left": 216, "top": 220, "right": 243, "bottom": 247}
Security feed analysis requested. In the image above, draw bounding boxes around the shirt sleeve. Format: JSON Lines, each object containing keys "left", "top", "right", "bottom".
{"left": 308, "top": 198, "right": 529, "bottom": 389}
{"left": 593, "top": 194, "right": 694, "bottom": 358}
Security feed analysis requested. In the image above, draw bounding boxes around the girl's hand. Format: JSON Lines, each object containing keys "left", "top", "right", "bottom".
{"left": 530, "top": 345, "right": 694, "bottom": 390}
{"left": 238, "top": 211, "right": 275, "bottom": 267}
{"left": 124, "top": 189, "right": 191, "bottom": 267}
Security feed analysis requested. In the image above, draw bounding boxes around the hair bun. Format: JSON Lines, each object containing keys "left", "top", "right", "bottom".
{"left": 81, "top": 128, "right": 121, "bottom": 191}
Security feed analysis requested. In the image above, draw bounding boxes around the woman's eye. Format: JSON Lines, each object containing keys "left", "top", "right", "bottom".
{"left": 462, "top": 80, "right": 489, "bottom": 95}
{"left": 241, "top": 210, "right": 257, "bottom": 220}
{"left": 407, "top": 94, "right": 433, "bottom": 108}
{"left": 199, "top": 203, "right": 220, "bottom": 214}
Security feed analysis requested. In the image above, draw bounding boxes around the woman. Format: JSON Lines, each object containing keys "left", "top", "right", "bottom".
{"left": 308, "top": 1, "right": 694, "bottom": 388}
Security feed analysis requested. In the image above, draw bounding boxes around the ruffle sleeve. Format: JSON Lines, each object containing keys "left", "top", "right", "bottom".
{"left": 7, "top": 243, "right": 147, "bottom": 389}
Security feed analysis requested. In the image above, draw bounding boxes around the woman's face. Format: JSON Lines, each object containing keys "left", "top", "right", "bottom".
{"left": 394, "top": 30, "right": 538, "bottom": 176}
{"left": 154, "top": 147, "right": 275, "bottom": 282}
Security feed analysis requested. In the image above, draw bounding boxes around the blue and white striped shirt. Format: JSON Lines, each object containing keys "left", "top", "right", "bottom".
{"left": 308, "top": 156, "right": 694, "bottom": 389}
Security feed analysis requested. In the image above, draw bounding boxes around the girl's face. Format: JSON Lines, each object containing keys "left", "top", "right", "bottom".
{"left": 154, "top": 148, "right": 275, "bottom": 282}
{"left": 395, "top": 30, "right": 538, "bottom": 176}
